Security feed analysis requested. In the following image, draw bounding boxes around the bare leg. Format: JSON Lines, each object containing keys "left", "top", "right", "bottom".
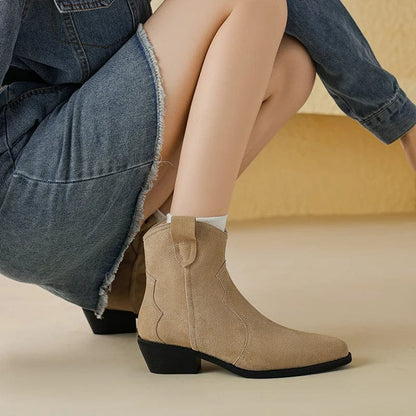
{"left": 169, "top": 3, "right": 286, "bottom": 216}
{"left": 154, "top": 34, "right": 316, "bottom": 216}
{"left": 136, "top": 0, "right": 287, "bottom": 222}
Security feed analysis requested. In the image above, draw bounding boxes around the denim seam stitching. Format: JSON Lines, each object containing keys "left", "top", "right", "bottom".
{"left": 322, "top": 79, "right": 402, "bottom": 126}
{"left": 6, "top": 85, "right": 75, "bottom": 109}
{"left": 3, "top": 107, "right": 16, "bottom": 172}
{"left": 55, "top": 0, "right": 115, "bottom": 12}
{"left": 63, "top": 12, "right": 90, "bottom": 80}
{"left": 125, "top": 0, "right": 137, "bottom": 30}
{"left": 51, "top": 0, "right": 130, "bottom": 49}
{"left": 0, "top": 108, "right": 16, "bottom": 213}
{"left": 13, "top": 160, "right": 153, "bottom": 184}
{"left": 21, "top": 0, "right": 30, "bottom": 21}
{"left": 360, "top": 88, "right": 402, "bottom": 124}
{"left": 0, "top": 173, "right": 15, "bottom": 214}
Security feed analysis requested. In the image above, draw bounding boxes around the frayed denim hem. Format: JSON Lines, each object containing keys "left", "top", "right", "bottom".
{"left": 362, "top": 88, "right": 416, "bottom": 145}
{"left": 94, "top": 23, "right": 166, "bottom": 319}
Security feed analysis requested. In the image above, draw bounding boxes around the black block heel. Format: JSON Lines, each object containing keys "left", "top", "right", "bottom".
{"left": 137, "top": 335, "right": 201, "bottom": 374}
{"left": 82, "top": 308, "right": 137, "bottom": 334}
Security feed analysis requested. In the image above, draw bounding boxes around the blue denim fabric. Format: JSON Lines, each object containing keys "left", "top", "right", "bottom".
{"left": 285, "top": 0, "right": 416, "bottom": 144}
{"left": 2, "top": 0, "right": 415, "bottom": 143}
{"left": 0, "top": 0, "right": 166, "bottom": 317}
{"left": 1, "top": 0, "right": 415, "bottom": 316}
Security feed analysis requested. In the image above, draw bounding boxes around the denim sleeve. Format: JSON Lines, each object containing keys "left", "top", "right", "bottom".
{"left": 285, "top": 0, "right": 416, "bottom": 144}
{"left": 0, "top": 0, "right": 24, "bottom": 86}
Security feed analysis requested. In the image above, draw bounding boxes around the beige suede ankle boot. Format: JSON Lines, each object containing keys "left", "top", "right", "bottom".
{"left": 137, "top": 216, "right": 352, "bottom": 378}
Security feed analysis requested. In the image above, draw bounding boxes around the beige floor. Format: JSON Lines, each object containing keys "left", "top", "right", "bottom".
{"left": 1, "top": 213, "right": 415, "bottom": 415}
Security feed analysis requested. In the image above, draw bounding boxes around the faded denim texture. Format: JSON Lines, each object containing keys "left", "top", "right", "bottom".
{"left": 0, "top": 0, "right": 415, "bottom": 316}
{"left": 0, "top": 0, "right": 166, "bottom": 317}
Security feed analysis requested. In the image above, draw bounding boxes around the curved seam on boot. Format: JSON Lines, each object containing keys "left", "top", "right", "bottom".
{"left": 147, "top": 273, "right": 166, "bottom": 344}
{"left": 216, "top": 261, "right": 249, "bottom": 366}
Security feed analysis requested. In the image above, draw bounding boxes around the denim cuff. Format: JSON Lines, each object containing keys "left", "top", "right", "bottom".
{"left": 361, "top": 89, "right": 416, "bottom": 145}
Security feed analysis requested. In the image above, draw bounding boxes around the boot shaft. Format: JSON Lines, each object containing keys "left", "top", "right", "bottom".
{"left": 138, "top": 217, "right": 248, "bottom": 362}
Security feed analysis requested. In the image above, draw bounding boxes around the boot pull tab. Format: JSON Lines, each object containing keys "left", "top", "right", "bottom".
{"left": 170, "top": 216, "right": 197, "bottom": 267}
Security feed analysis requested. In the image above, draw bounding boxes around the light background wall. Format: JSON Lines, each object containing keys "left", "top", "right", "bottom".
{"left": 149, "top": 0, "right": 416, "bottom": 220}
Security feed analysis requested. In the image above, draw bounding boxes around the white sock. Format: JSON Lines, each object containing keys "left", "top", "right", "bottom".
{"left": 153, "top": 209, "right": 167, "bottom": 222}
{"left": 166, "top": 213, "right": 228, "bottom": 232}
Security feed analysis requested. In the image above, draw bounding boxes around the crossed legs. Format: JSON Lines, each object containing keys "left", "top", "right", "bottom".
{"left": 138, "top": 0, "right": 316, "bottom": 221}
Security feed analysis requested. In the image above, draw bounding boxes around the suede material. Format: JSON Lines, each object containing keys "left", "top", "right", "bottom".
{"left": 136, "top": 275, "right": 164, "bottom": 342}
{"left": 216, "top": 262, "right": 349, "bottom": 369}
{"left": 106, "top": 213, "right": 159, "bottom": 313}
{"left": 138, "top": 221, "right": 192, "bottom": 348}
{"left": 138, "top": 216, "right": 349, "bottom": 371}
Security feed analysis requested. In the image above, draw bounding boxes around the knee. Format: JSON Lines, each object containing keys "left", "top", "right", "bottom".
{"left": 235, "top": 0, "right": 288, "bottom": 25}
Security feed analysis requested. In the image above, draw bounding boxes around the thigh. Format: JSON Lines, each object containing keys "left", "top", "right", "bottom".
{"left": 140, "top": 0, "right": 248, "bottom": 172}
{"left": 142, "top": 32, "right": 317, "bottom": 201}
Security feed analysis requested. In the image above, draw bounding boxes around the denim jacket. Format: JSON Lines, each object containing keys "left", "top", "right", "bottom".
{"left": 0, "top": 0, "right": 152, "bottom": 107}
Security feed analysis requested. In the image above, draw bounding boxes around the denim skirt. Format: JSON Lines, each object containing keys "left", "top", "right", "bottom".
{"left": 0, "top": 1, "right": 165, "bottom": 318}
